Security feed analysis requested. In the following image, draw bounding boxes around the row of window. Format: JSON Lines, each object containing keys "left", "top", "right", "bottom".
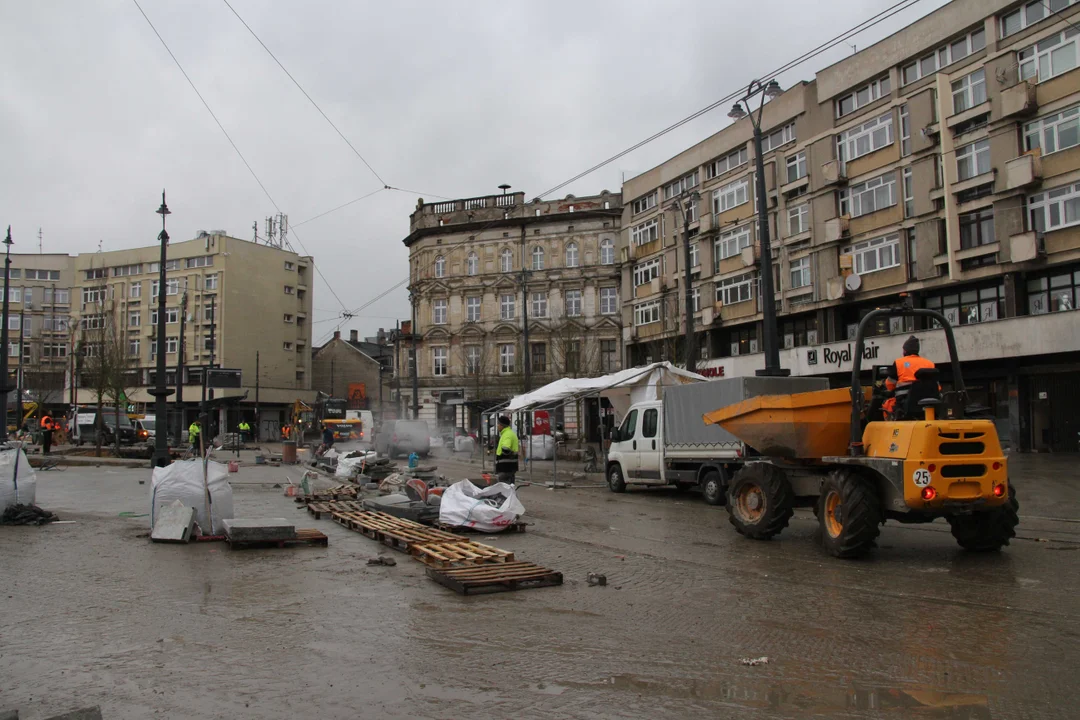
{"left": 901, "top": 28, "right": 986, "bottom": 87}
{"left": 429, "top": 340, "right": 619, "bottom": 376}
{"left": 5, "top": 287, "right": 71, "bottom": 304}
{"left": 431, "top": 288, "right": 619, "bottom": 324}
{"left": 432, "top": 240, "right": 616, "bottom": 277}
{"left": 9, "top": 269, "right": 62, "bottom": 281}
{"left": 83, "top": 256, "right": 216, "bottom": 282}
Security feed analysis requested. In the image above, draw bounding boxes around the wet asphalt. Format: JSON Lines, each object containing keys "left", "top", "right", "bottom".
{"left": 0, "top": 451, "right": 1077, "bottom": 719}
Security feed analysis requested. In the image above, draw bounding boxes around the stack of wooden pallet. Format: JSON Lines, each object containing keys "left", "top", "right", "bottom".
{"left": 324, "top": 508, "right": 561, "bottom": 595}
{"left": 294, "top": 484, "right": 359, "bottom": 504}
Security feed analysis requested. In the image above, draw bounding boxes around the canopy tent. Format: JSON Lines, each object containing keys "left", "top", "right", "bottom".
{"left": 504, "top": 362, "right": 706, "bottom": 418}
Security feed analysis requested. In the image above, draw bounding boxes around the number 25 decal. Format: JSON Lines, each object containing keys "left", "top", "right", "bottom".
{"left": 912, "top": 468, "right": 932, "bottom": 488}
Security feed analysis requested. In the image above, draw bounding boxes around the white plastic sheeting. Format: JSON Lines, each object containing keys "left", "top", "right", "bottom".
{"left": 0, "top": 448, "right": 36, "bottom": 510}
{"left": 505, "top": 362, "right": 705, "bottom": 418}
{"left": 335, "top": 451, "right": 378, "bottom": 478}
{"left": 439, "top": 480, "right": 525, "bottom": 533}
{"left": 150, "top": 460, "right": 234, "bottom": 535}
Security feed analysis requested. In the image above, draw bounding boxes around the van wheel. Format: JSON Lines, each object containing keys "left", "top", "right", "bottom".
{"left": 818, "top": 469, "right": 882, "bottom": 559}
{"left": 948, "top": 484, "right": 1019, "bottom": 552}
{"left": 726, "top": 464, "right": 793, "bottom": 539}
{"left": 702, "top": 470, "right": 725, "bottom": 506}
{"left": 607, "top": 464, "right": 626, "bottom": 493}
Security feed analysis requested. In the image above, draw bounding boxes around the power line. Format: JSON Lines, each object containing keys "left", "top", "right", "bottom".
{"left": 294, "top": 187, "right": 386, "bottom": 227}
{"left": 536, "top": 0, "right": 925, "bottom": 200}
{"left": 132, "top": 0, "right": 351, "bottom": 314}
{"left": 221, "top": 0, "right": 386, "bottom": 187}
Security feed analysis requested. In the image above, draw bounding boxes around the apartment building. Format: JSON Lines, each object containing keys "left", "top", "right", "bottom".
{"left": 401, "top": 190, "right": 622, "bottom": 435}
{"left": 621, "top": 0, "right": 1080, "bottom": 451}
{"left": 9, "top": 234, "right": 315, "bottom": 439}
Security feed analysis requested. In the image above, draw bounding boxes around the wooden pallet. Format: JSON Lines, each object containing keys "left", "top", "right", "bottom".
{"left": 435, "top": 521, "right": 528, "bottom": 535}
{"left": 227, "top": 528, "right": 329, "bottom": 550}
{"left": 410, "top": 541, "right": 515, "bottom": 568}
{"left": 425, "top": 562, "right": 563, "bottom": 595}
{"left": 295, "top": 488, "right": 359, "bottom": 504}
{"left": 306, "top": 500, "right": 366, "bottom": 519}
{"left": 331, "top": 510, "right": 462, "bottom": 551}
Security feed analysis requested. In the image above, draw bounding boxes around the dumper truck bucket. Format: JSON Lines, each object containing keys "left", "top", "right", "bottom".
{"left": 703, "top": 387, "right": 869, "bottom": 459}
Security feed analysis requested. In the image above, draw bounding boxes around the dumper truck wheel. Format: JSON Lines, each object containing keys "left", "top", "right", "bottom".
{"left": 726, "top": 464, "right": 793, "bottom": 539}
{"left": 702, "top": 470, "right": 725, "bottom": 506}
{"left": 607, "top": 464, "right": 627, "bottom": 493}
{"left": 818, "top": 469, "right": 882, "bottom": 559}
{"left": 948, "top": 484, "right": 1019, "bottom": 552}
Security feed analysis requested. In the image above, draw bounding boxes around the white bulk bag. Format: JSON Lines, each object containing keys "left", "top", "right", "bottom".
{"left": 0, "top": 448, "right": 36, "bottom": 510}
{"left": 335, "top": 451, "right": 377, "bottom": 478}
{"left": 524, "top": 434, "right": 555, "bottom": 461}
{"left": 150, "top": 459, "right": 234, "bottom": 535}
{"left": 439, "top": 480, "right": 525, "bottom": 533}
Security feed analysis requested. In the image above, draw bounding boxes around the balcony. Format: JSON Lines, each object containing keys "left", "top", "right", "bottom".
{"left": 1009, "top": 231, "right": 1045, "bottom": 263}
{"left": 824, "top": 216, "right": 850, "bottom": 243}
{"left": 999, "top": 81, "right": 1037, "bottom": 120}
{"left": 951, "top": 171, "right": 996, "bottom": 196}
{"left": 1005, "top": 152, "right": 1042, "bottom": 190}
{"left": 780, "top": 174, "right": 810, "bottom": 196}
{"left": 821, "top": 160, "right": 846, "bottom": 187}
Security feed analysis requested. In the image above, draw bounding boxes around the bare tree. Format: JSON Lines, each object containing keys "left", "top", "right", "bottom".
{"left": 76, "top": 294, "right": 132, "bottom": 456}
{"left": 548, "top": 312, "right": 600, "bottom": 379}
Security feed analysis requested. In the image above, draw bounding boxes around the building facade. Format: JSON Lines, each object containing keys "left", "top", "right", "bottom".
{"left": 401, "top": 190, "right": 623, "bottom": 434}
{"left": 621, "top": 0, "right": 1080, "bottom": 451}
{"left": 311, "top": 329, "right": 393, "bottom": 421}
{"left": 9, "top": 233, "right": 315, "bottom": 440}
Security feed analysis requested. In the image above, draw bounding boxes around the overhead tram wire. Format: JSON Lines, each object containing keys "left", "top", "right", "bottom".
{"left": 132, "top": 0, "right": 351, "bottom": 315}
{"left": 536, "top": 0, "right": 926, "bottom": 200}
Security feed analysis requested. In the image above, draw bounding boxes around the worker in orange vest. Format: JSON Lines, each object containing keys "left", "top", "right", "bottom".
{"left": 39, "top": 412, "right": 55, "bottom": 455}
{"left": 882, "top": 336, "right": 936, "bottom": 418}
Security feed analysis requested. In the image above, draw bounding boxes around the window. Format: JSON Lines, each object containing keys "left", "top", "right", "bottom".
{"left": 6, "top": 288, "right": 18, "bottom": 304}
{"left": 689, "top": 243, "right": 700, "bottom": 268}
{"left": 164, "top": 279, "right": 178, "bottom": 295}
{"left": 839, "top": 172, "right": 896, "bottom": 218}
{"left": 787, "top": 204, "right": 809, "bottom": 235}
{"left": 631, "top": 191, "right": 658, "bottom": 215}
{"left": 284, "top": 285, "right": 295, "bottom": 295}
{"left": 149, "top": 260, "right": 180, "bottom": 273}
{"left": 112, "top": 263, "right": 141, "bottom": 277}
{"left": 26, "top": 269, "right": 60, "bottom": 281}
{"left": 284, "top": 261, "right": 295, "bottom": 271}
{"left": 125, "top": 310, "right": 140, "bottom": 329}
{"left": 8, "top": 269, "right": 18, "bottom": 279}
{"left": 500, "top": 248, "right": 513, "bottom": 273}
{"left": 82, "top": 287, "right": 106, "bottom": 305}
{"left": 631, "top": 218, "right": 660, "bottom": 246}
{"left": 163, "top": 308, "right": 178, "bottom": 324}
{"left": 619, "top": 409, "right": 638, "bottom": 439}
{"left": 1025, "top": 105, "right": 1080, "bottom": 155}
{"left": 925, "top": 284, "right": 1005, "bottom": 325}
{"left": 186, "top": 256, "right": 213, "bottom": 269}
{"left": 642, "top": 408, "right": 658, "bottom": 438}
{"left": 633, "top": 258, "right": 661, "bottom": 287}
{"left": 433, "top": 298, "right": 447, "bottom": 325}
{"left": 44, "top": 342, "right": 68, "bottom": 358}
{"left": 150, "top": 309, "right": 158, "bottom": 325}
{"left": 1027, "top": 269, "right": 1080, "bottom": 314}
{"left": 601, "top": 339, "right": 617, "bottom": 372}
{"left": 712, "top": 178, "right": 749, "bottom": 214}
{"left": 836, "top": 112, "right": 894, "bottom": 163}
{"left": 1019, "top": 28, "right": 1080, "bottom": 82}
{"left": 663, "top": 171, "right": 699, "bottom": 200}
{"left": 717, "top": 272, "right": 755, "bottom": 305}
{"left": 705, "top": 146, "right": 748, "bottom": 179}
{"left": 600, "top": 287, "right": 618, "bottom": 315}
{"left": 465, "top": 346, "right": 482, "bottom": 375}
{"left": 466, "top": 296, "right": 481, "bottom": 322}
{"left": 565, "top": 289, "right": 582, "bottom": 317}
{"left": 760, "top": 123, "right": 796, "bottom": 153}
{"left": 634, "top": 300, "right": 661, "bottom": 326}
{"left": 433, "top": 347, "right": 448, "bottom": 376}
{"left": 782, "top": 316, "right": 818, "bottom": 349}
{"left": 283, "top": 341, "right": 293, "bottom": 351}
{"left": 127, "top": 338, "right": 140, "bottom": 357}
{"left": 79, "top": 314, "right": 103, "bottom": 330}
{"left": 1029, "top": 181, "right": 1080, "bottom": 232}
{"left": 127, "top": 281, "right": 141, "bottom": 299}
{"left": 434, "top": 255, "right": 446, "bottom": 278}
{"left": 952, "top": 69, "right": 987, "bottom": 113}
{"left": 466, "top": 252, "right": 479, "bottom": 276}
{"left": 531, "top": 246, "right": 545, "bottom": 270}
{"left": 85, "top": 268, "right": 106, "bottom": 280}
{"left": 600, "top": 238, "right": 614, "bottom": 265}
{"left": 903, "top": 167, "right": 914, "bottom": 218}
{"left": 565, "top": 242, "right": 579, "bottom": 268}
{"left": 22, "top": 288, "right": 31, "bottom": 305}
{"left": 901, "top": 28, "right": 986, "bottom": 84}
{"left": 203, "top": 304, "right": 215, "bottom": 322}
{"left": 843, "top": 234, "right": 901, "bottom": 275}
{"left": 907, "top": 227, "right": 918, "bottom": 280}
{"left": 959, "top": 208, "right": 995, "bottom": 249}
{"left": 786, "top": 152, "right": 807, "bottom": 183}
{"left": 531, "top": 343, "right": 547, "bottom": 373}
{"left": 715, "top": 225, "right": 753, "bottom": 266}
{"left": 789, "top": 257, "right": 811, "bottom": 289}
{"left": 531, "top": 292, "right": 548, "bottom": 318}
{"left": 205, "top": 274, "right": 218, "bottom": 290}
{"left": 205, "top": 334, "right": 215, "bottom": 352}
{"left": 836, "top": 76, "right": 890, "bottom": 117}
{"left": 899, "top": 104, "right": 911, "bottom": 157}
{"left": 956, "top": 139, "right": 991, "bottom": 181}
{"left": 500, "top": 293, "right": 515, "bottom": 320}
{"left": 283, "top": 313, "right": 294, "bottom": 323}
{"left": 500, "top": 343, "right": 516, "bottom": 373}
{"left": 1003, "top": 0, "right": 1078, "bottom": 38}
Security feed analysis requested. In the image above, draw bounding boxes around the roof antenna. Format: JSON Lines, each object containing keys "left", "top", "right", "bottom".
{"left": 38, "top": 227, "right": 42, "bottom": 254}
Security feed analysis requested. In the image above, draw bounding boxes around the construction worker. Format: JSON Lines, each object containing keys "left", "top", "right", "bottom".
{"left": 883, "top": 336, "right": 936, "bottom": 418}
{"left": 40, "top": 412, "right": 54, "bottom": 455}
{"left": 281, "top": 424, "right": 291, "bottom": 441}
{"left": 238, "top": 419, "right": 251, "bottom": 443}
{"left": 494, "top": 415, "right": 520, "bottom": 486}
{"left": 188, "top": 419, "right": 202, "bottom": 454}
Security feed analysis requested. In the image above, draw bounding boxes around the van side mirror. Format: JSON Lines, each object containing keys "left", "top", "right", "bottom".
{"left": 610, "top": 428, "right": 622, "bottom": 443}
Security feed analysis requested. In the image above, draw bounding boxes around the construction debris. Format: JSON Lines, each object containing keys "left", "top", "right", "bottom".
{"left": 740, "top": 656, "right": 770, "bottom": 666}
{"left": 367, "top": 556, "right": 397, "bottom": 566}
{"left": 587, "top": 573, "right": 607, "bottom": 587}
{"left": 1, "top": 503, "right": 58, "bottom": 526}
{"left": 150, "top": 501, "right": 196, "bottom": 543}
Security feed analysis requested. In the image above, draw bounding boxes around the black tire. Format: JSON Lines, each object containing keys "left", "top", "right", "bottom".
{"left": 607, "top": 464, "right": 626, "bottom": 493}
{"left": 726, "top": 464, "right": 793, "bottom": 539}
{"left": 948, "top": 484, "right": 1019, "bottom": 552}
{"left": 818, "top": 469, "right": 882, "bottom": 559}
{"left": 702, "top": 470, "right": 725, "bottom": 506}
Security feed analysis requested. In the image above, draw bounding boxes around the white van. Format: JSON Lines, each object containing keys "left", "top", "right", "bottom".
{"left": 346, "top": 410, "right": 375, "bottom": 442}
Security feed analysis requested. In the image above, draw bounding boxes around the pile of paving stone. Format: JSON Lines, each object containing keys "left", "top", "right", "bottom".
{"left": 1, "top": 503, "right": 59, "bottom": 526}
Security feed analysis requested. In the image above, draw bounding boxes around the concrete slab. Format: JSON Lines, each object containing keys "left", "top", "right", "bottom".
{"left": 44, "top": 708, "right": 102, "bottom": 720}
{"left": 151, "top": 500, "right": 195, "bottom": 543}
{"left": 222, "top": 517, "right": 296, "bottom": 542}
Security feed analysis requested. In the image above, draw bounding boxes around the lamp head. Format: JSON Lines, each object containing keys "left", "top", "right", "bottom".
{"left": 727, "top": 102, "right": 747, "bottom": 120}
{"left": 764, "top": 80, "right": 783, "bottom": 99}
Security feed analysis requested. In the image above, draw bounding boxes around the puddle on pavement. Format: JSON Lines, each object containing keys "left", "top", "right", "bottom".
{"left": 559, "top": 673, "right": 990, "bottom": 717}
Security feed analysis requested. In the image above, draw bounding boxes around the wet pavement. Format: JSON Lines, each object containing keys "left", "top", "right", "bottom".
{"left": 1, "top": 453, "right": 1077, "bottom": 719}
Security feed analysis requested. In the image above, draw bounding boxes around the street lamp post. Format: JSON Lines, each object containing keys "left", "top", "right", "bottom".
{"left": 729, "top": 79, "right": 790, "bottom": 377}
{"left": 669, "top": 192, "right": 701, "bottom": 374}
{"left": 0, "top": 227, "right": 13, "bottom": 441}
{"left": 149, "top": 191, "right": 175, "bottom": 467}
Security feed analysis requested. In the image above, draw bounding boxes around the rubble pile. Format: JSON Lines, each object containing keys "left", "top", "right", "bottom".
{"left": 1, "top": 503, "right": 58, "bottom": 526}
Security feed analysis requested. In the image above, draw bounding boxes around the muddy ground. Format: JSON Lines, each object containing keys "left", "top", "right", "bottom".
{"left": 1, "top": 454, "right": 1078, "bottom": 719}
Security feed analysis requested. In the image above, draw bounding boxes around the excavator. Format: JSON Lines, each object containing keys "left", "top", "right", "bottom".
{"left": 704, "top": 303, "right": 1020, "bottom": 558}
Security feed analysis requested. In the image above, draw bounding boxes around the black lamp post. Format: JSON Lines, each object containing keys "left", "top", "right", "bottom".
{"left": 729, "top": 79, "right": 790, "bottom": 377}
{"left": 669, "top": 192, "right": 701, "bottom": 374}
{"left": 149, "top": 191, "right": 175, "bottom": 467}
{"left": 0, "top": 227, "right": 13, "bottom": 442}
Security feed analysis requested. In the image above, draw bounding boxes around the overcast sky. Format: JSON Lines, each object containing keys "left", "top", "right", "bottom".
{"left": 1, "top": 0, "right": 949, "bottom": 344}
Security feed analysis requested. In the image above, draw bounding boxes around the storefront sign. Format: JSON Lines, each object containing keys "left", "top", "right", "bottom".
{"left": 807, "top": 342, "right": 881, "bottom": 368}
{"left": 699, "top": 366, "right": 726, "bottom": 378}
